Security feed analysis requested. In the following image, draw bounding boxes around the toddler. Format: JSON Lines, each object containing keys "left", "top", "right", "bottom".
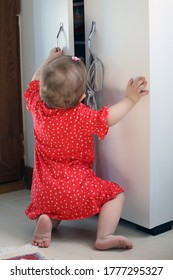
{"left": 24, "top": 48, "right": 149, "bottom": 250}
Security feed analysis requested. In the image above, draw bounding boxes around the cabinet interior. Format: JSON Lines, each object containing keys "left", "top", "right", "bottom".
{"left": 73, "top": 0, "right": 86, "bottom": 61}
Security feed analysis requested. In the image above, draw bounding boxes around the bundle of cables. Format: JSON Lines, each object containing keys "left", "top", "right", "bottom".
{"left": 85, "top": 21, "right": 103, "bottom": 110}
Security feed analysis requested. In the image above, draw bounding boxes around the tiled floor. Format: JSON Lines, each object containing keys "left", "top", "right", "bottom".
{"left": 0, "top": 189, "right": 173, "bottom": 260}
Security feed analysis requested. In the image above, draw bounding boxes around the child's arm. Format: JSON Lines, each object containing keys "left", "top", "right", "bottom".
{"left": 107, "top": 76, "right": 149, "bottom": 127}
{"left": 32, "top": 47, "right": 63, "bottom": 81}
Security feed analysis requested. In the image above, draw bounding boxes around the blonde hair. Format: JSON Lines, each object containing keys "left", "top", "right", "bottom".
{"left": 40, "top": 56, "right": 87, "bottom": 108}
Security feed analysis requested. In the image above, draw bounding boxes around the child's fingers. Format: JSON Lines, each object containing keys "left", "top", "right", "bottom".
{"left": 56, "top": 47, "right": 61, "bottom": 52}
{"left": 140, "top": 89, "right": 149, "bottom": 96}
{"left": 133, "top": 76, "right": 145, "bottom": 83}
{"left": 49, "top": 47, "right": 57, "bottom": 54}
{"left": 133, "top": 77, "right": 147, "bottom": 92}
{"left": 136, "top": 80, "right": 148, "bottom": 93}
{"left": 127, "top": 76, "right": 149, "bottom": 96}
{"left": 127, "top": 78, "right": 133, "bottom": 87}
{"left": 48, "top": 48, "right": 63, "bottom": 61}
{"left": 49, "top": 47, "right": 62, "bottom": 55}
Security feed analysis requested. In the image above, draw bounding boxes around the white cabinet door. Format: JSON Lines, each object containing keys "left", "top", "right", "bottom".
{"left": 84, "top": 0, "right": 151, "bottom": 228}
{"left": 84, "top": 0, "right": 173, "bottom": 232}
{"left": 21, "top": 0, "right": 74, "bottom": 167}
{"left": 33, "top": 0, "right": 74, "bottom": 67}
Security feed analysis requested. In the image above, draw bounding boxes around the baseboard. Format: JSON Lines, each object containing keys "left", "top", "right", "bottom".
{"left": 136, "top": 221, "right": 173, "bottom": 236}
{"left": 0, "top": 181, "right": 25, "bottom": 194}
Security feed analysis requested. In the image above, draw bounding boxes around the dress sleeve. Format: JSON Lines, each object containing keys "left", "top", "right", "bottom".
{"left": 23, "top": 80, "right": 40, "bottom": 112}
{"left": 79, "top": 104, "right": 109, "bottom": 140}
{"left": 92, "top": 106, "right": 109, "bottom": 139}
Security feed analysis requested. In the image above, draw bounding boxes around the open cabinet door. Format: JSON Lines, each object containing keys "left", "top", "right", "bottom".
{"left": 33, "top": 0, "right": 74, "bottom": 67}
{"left": 21, "top": 0, "right": 75, "bottom": 167}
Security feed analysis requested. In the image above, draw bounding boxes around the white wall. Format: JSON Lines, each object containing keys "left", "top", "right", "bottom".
{"left": 149, "top": 0, "right": 173, "bottom": 226}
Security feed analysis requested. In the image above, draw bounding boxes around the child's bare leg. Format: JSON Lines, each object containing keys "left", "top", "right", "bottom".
{"left": 32, "top": 214, "right": 61, "bottom": 248}
{"left": 95, "top": 192, "right": 133, "bottom": 250}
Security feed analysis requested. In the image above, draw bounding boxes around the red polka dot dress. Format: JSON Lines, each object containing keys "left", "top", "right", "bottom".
{"left": 24, "top": 80, "right": 123, "bottom": 220}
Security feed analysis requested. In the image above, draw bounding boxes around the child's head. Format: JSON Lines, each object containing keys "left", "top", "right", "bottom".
{"left": 40, "top": 56, "right": 87, "bottom": 108}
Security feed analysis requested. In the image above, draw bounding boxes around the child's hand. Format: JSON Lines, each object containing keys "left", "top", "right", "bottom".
{"left": 46, "top": 47, "right": 63, "bottom": 63}
{"left": 126, "top": 76, "right": 149, "bottom": 104}
{"left": 32, "top": 48, "right": 63, "bottom": 81}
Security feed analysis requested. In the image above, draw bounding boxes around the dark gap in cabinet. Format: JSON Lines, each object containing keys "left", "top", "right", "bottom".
{"left": 73, "top": 0, "right": 86, "bottom": 62}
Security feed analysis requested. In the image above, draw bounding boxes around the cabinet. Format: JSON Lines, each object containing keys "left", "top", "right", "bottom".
{"left": 21, "top": 0, "right": 173, "bottom": 234}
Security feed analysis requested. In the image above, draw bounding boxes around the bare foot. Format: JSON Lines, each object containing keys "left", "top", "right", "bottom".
{"left": 32, "top": 214, "right": 53, "bottom": 248}
{"left": 95, "top": 235, "right": 133, "bottom": 250}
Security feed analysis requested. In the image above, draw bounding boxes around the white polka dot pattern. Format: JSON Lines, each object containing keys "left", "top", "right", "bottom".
{"left": 24, "top": 81, "right": 124, "bottom": 220}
